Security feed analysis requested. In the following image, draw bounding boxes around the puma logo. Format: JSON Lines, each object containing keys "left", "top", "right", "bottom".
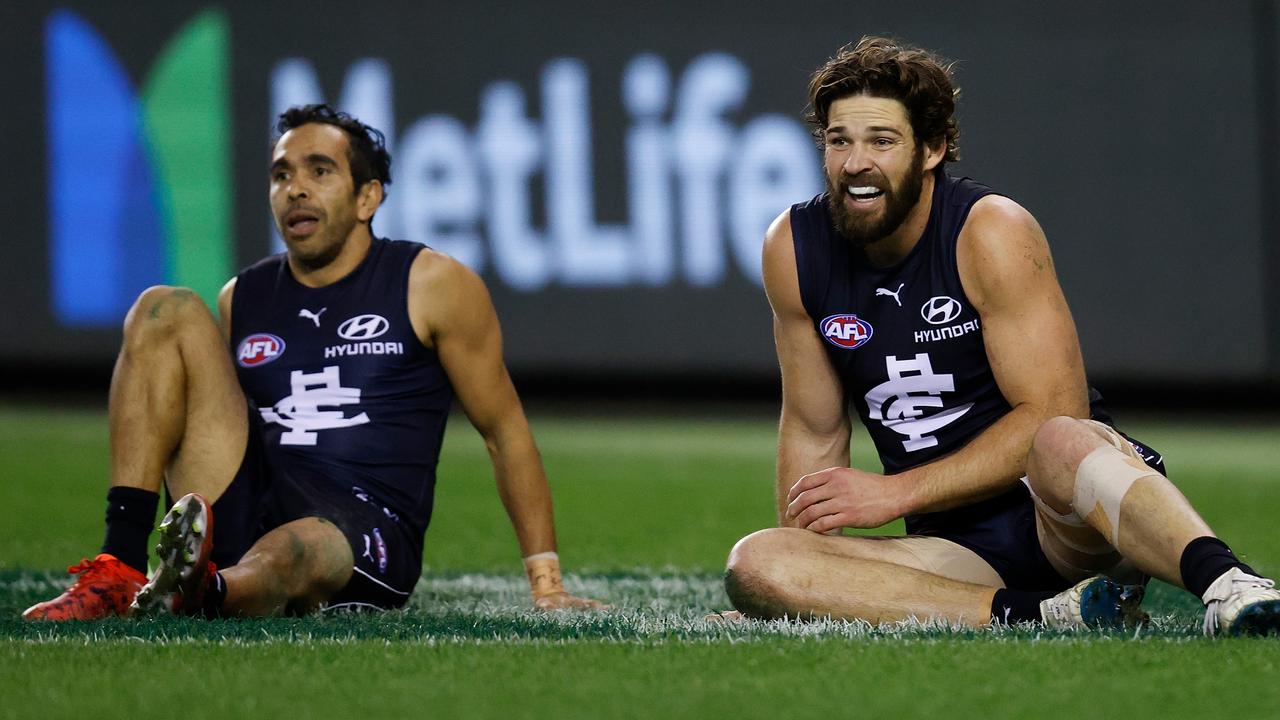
{"left": 361, "top": 534, "right": 375, "bottom": 562}
{"left": 298, "top": 307, "right": 326, "bottom": 327}
{"left": 875, "top": 283, "right": 905, "bottom": 307}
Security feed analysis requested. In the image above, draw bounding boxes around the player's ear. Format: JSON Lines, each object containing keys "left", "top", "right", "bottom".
{"left": 356, "top": 180, "right": 383, "bottom": 223}
{"left": 922, "top": 138, "right": 946, "bottom": 172}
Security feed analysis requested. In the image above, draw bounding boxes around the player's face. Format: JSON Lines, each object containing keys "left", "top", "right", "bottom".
{"left": 822, "top": 94, "right": 938, "bottom": 247}
{"left": 269, "top": 123, "right": 368, "bottom": 270}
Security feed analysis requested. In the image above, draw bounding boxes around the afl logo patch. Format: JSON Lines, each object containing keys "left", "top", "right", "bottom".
{"left": 236, "top": 333, "right": 285, "bottom": 367}
{"left": 921, "top": 296, "right": 963, "bottom": 325}
{"left": 820, "top": 314, "right": 873, "bottom": 350}
{"left": 338, "top": 314, "right": 390, "bottom": 340}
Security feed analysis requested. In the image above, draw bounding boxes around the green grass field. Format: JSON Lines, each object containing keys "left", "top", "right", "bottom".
{"left": 2, "top": 404, "right": 1279, "bottom": 719}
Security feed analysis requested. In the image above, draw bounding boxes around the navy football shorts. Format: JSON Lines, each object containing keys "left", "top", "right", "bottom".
{"left": 906, "top": 427, "right": 1166, "bottom": 592}
{"left": 207, "top": 412, "right": 423, "bottom": 611}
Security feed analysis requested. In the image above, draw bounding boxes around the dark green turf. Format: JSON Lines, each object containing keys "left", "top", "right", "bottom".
{"left": 7, "top": 638, "right": 1278, "bottom": 720}
{"left": 3, "top": 405, "right": 1280, "bottom": 719}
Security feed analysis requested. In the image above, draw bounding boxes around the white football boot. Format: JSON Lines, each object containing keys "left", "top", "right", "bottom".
{"left": 1201, "top": 567, "right": 1280, "bottom": 636}
{"left": 1040, "top": 575, "right": 1148, "bottom": 630}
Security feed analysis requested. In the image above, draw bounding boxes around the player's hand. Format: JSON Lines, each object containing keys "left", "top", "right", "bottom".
{"left": 704, "top": 610, "right": 745, "bottom": 622}
{"left": 533, "top": 591, "right": 609, "bottom": 611}
{"left": 785, "top": 466, "right": 904, "bottom": 532}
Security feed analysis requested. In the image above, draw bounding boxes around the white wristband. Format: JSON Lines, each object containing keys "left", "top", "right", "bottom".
{"left": 523, "top": 552, "right": 563, "bottom": 599}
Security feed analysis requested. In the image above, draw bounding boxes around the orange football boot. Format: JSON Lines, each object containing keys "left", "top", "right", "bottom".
{"left": 22, "top": 553, "right": 146, "bottom": 621}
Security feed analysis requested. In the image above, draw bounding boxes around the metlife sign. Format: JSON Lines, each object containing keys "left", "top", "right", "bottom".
{"left": 269, "top": 53, "right": 819, "bottom": 290}
{"left": 0, "top": 1, "right": 1275, "bottom": 381}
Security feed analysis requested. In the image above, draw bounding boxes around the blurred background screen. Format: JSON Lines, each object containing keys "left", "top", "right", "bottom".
{"left": 2, "top": 1, "right": 1278, "bottom": 402}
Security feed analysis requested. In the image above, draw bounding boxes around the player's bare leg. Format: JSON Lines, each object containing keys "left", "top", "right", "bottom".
{"left": 219, "top": 518, "right": 355, "bottom": 616}
{"left": 724, "top": 528, "right": 998, "bottom": 625}
{"left": 25, "top": 286, "right": 248, "bottom": 620}
{"left": 1027, "top": 416, "right": 1280, "bottom": 635}
{"left": 133, "top": 495, "right": 354, "bottom": 617}
{"left": 1026, "top": 417, "right": 1210, "bottom": 587}
{"left": 109, "top": 285, "right": 247, "bottom": 500}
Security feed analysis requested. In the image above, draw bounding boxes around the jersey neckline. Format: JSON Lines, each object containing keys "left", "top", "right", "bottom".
{"left": 280, "top": 236, "right": 385, "bottom": 294}
{"left": 848, "top": 168, "right": 946, "bottom": 277}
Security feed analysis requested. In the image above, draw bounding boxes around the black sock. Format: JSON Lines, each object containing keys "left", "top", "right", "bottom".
{"left": 101, "top": 486, "right": 159, "bottom": 574}
{"left": 991, "top": 588, "right": 1056, "bottom": 624}
{"left": 201, "top": 571, "right": 228, "bottom": 618}
{"left": 1179, "top": 536, "right": 1256, "bottom": 598}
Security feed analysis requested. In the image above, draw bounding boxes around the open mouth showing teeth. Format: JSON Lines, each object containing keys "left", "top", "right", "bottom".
{"left": 847, "top": 186, "right": 885, "bottom": 201}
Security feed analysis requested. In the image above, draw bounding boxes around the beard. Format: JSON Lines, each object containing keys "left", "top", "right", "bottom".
{"left": 279, "top": 208, "right": 359, "bottom": 273}
{"left": 290, "top": 233, "right": 347, "bottom": 272}
{"left": 827, "top": 148, "right": 926, "bottom": 248}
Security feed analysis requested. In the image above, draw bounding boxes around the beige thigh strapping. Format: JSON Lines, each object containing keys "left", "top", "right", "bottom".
{"left": 879, "top": 535, "right": 1006, "bottom": 588}
{"left": 1025, "top": 420, "right": 1159, "bottom": 584}
{"left": 1073, "top": 446, "right": 1157, "bottom": 546}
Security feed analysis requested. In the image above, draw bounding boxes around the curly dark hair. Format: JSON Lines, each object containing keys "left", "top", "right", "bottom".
{"left": 806, "top": 36, "right": 960, "bottom": 163}
{"left": 275, "top": 103, "right": 393, "bottom": 197}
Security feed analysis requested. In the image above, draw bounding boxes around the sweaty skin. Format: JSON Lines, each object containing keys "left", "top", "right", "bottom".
{"left": 217, "top": 121, "right": 601, "bottom": 613}
{"left": 722, "top": 94, "right": 1089, "bottom": 626}
{"left": 779, "top": 95, "right": 1088, "bottom": 533}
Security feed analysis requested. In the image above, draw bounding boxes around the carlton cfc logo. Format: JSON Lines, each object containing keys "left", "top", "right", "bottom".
{"left": 236, "top": 333, "right": 286, "bottom": 367}
{"left": 820, "top": 314, "right": 873, "bottom": 350}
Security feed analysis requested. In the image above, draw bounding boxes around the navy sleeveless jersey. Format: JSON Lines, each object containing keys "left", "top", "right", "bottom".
{"left": 793, "top": 171, "right": 1006, "bottom": 473}
{"left": 231, "top": 238, "right": 453, "bottom": 538}
{"left": 792, "top": 171, "right": 1016, "bottom": 533}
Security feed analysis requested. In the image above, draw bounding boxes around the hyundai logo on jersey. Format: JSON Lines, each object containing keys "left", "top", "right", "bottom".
{"left": 820, "top": 314, "right": 873, "bottom": 350}
{"left": 338, "top": 314, "right": 390, "bottom": 340}
{"left": 921, "top": 296, "right": 963, "bottom": 325}
{"left": 236, "top": 333, "right": 285, "bottom": 367}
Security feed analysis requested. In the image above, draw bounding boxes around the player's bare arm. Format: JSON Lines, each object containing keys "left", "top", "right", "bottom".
{"left": 408, "top": 250, "right": 603, "bottom": 610}
{"left": 727, "top": 37, "right": 1279, "bottom": 634}
{"left": 894, "top": 196, "right": 1088, "bottom": 511}
{"left": 762, "top": 210, "right": 851, "bottom": 527}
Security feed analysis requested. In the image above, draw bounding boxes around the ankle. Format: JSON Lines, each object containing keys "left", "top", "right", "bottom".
{"left": 101, "top": 486, "right": 159, "bottom": 574}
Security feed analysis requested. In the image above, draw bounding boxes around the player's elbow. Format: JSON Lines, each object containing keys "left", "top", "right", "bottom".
{"left": 478, "top": 420, "right": 544, "bottom": 479}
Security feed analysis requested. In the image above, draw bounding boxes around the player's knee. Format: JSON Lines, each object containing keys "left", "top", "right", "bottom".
{"left": 290, "top": 520, "right": 353, "bottom": 601}
{"left": 123, "top": 286, "right": 212, "bottom": 344}
{"left": 724, "top": 529, "right": 797, "bottom": 619}
{"left": 1031, "top": 416, "right": 1088, "bottom": 461}
{"left": 1026, "top": 416, "right": 1093, "bottom": 506}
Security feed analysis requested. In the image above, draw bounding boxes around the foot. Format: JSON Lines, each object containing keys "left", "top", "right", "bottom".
{"left": 1040, "top": 575, "right": 1148, "bottom": 630}
{"left": 1201, "top": 567, "right": 1280, "bottom": 636}
{"left": 22, "top": 553, "right": 147, "bottom": 621}
{"left": 131, "top": 493, "right": 216, "bottom": 616}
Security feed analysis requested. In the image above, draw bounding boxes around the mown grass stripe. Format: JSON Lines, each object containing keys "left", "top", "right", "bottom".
{"left": 1, "top": 570, "right": 1216, "bottom": 644}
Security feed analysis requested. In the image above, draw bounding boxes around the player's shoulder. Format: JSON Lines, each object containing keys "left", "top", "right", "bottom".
{"left": 409, "top": 246, "right": 483, "bottom": 293}
{"left": 962, "top": 194, "right": 1043, "bottom": 242}
{"left": 761, "top": 206, "right": 811, "bottom": 317}
{"left": 762, "top": 207, "right": 795, "bottom": 256}
{"left": 406, "top": 247, "right": 496, "bottom": 344}
{"left": 237, "top": 251, "right": 289, "bottom": 278}
{"left": 218, "top": 277, "right": 237, "bottom": 300}
{"left": 762, "top": 207, "right": 798, "bottom": 276}
{"left": 407, "top": 247, "right": 492, "bottom": 329}
{"left": 958, "top": 193, "right": 1055, "bottom": 305}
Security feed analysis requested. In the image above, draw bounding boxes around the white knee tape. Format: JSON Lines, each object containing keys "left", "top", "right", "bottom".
{"left": 1073, "top": 446, "right": 1159, "bottom": 546}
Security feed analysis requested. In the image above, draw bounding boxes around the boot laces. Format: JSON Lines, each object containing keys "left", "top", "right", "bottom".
{"left": 1203, "top": 573, "right": 1276, "bottom": 634}
{"left": 66, "top": 557, "right": 114, "bottom": 583}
